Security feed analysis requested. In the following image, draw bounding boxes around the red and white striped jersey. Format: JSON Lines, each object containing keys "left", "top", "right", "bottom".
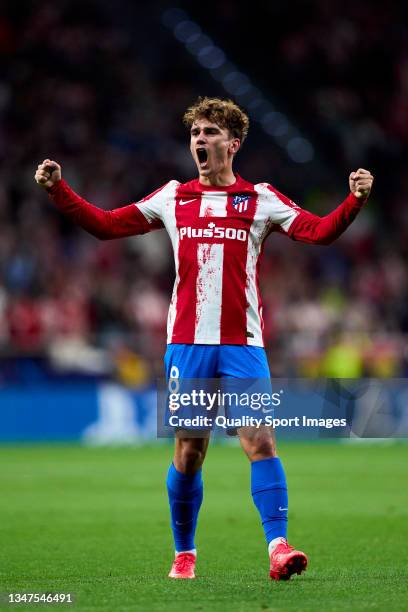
{"left": 136, "top": 174, "right": 302, "bottom": 347}
{"left": 49, "top": 175, "right": 365, "bottom": 348}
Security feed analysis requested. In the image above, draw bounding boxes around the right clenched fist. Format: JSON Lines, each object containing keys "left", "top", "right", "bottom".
{"left": 34, "top": 159, "right": 62, "bottom": 189}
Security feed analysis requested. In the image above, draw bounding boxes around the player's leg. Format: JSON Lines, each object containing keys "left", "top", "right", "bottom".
{"left": 218, "top": 346, "right": 289, "bottom": 546}
{"left": 239, "top": 425, "right": 287, "bottom": 546}
{"left": 167, "top": 433, "right": 209, "bottom": 555}
{"left": 218, "top": 345, "right": 307, "bottom": 580}
{"left": 165, "top": 344, "right": 216, "bottom": 578}
{"left": 239, "top": 426, "right": 307, "bottom": 580}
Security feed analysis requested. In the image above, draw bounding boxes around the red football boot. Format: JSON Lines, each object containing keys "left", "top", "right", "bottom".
{"left": 269, "top": 539, "right": 308, "bottom": 580}
{"left": 168, "top": 552, "right": 196, "bottom": 579}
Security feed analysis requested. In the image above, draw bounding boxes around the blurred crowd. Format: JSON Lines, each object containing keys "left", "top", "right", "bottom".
{"left": 0, "top": 0, "right": 407, "bottom": 383}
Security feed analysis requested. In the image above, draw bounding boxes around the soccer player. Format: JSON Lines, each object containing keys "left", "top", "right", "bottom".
{"left": 34, "top": 97, "right": 373, "bottom": 581}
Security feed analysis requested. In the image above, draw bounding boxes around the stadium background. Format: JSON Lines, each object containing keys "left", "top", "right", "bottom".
{"left": 0, "top": 1, "right": 407, "bottom": 610}
{"left": 1, "top": 0, "right": 407, "bottom": 389}
{"left": 1, "top": 0, "right": 407, "bottom": 440}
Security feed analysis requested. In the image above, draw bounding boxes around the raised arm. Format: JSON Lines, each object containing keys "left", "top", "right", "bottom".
{"left": 34, "top": 159, "right": 163, "bottom": 240}
{"left": 287, "top": 168, "right": 374, "bottom": 245}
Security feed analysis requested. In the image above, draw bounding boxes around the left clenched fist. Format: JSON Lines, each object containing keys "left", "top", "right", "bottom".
{"left": 349, "top": 168, "right": 374, "bottom": 200}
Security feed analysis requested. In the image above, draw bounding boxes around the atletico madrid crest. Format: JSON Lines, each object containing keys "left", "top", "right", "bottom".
{"left": 232, "top": 194, "right": 251, "bottom": 213}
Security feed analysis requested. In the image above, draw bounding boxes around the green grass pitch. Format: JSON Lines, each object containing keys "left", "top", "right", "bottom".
{"left": 0, "top": 442, "right": 407, "bottom": 611}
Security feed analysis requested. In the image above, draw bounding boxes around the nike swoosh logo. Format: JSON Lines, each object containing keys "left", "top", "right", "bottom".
{"left": 175, "top": 520, "right": 192, "bottom": 526}
{"left": 179, "top": 199, "right": 197, "bottom": 206}
{"left": 278, "top": 507, "right": 288, "bottom": 512}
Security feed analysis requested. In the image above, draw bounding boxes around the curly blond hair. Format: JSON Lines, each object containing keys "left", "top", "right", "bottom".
{"left": 183, "top": 97, "right": 249, "bottom": 144}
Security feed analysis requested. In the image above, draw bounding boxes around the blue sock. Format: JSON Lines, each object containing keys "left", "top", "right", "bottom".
{"left": 166, "top": 463, "right": 203, "bottom": 552}
{"left": 251, "top": 457, "right": 288, "bottom": 545}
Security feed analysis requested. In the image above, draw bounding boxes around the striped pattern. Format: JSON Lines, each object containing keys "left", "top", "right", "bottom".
{"left": 136, "top": 176, "right": 300, "bottom": 346}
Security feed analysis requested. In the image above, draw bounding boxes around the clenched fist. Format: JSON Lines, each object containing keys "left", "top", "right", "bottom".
{"left": 349, "top": 168, "right": 374, "bottom": 200}
{"left": 34, "top": 159, "right": 62, "bottom": 189}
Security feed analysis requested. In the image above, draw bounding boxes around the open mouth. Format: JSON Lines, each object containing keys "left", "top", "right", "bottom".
{"left": 196, "top": 147, "right": 208, "bottom": 167}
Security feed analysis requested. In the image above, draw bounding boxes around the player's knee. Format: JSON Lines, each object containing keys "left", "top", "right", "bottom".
{"left": 241, "top": 434, "right": 277, "bottom": 461}
{"left": 175, "top": 444, "right": 206, "bottom": 474}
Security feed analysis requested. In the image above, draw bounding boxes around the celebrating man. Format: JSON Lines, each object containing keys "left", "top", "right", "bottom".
{"left": 35, "top": 97, "right": 373, "bottom": 581}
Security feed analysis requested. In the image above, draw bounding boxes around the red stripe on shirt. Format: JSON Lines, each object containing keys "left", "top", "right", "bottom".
{"left": 255, "top": 240, "right": 266, "bottom": 343}
{"left": 220, "top": 193, "right": 257, "bottom": 344}
{"left": 170, "top": 191, "right": 202, "bottom": 343}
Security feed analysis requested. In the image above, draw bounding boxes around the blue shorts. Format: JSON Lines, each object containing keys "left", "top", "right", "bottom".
{"left": 164, "top": 344, "right": 271, "bottom": 380}
{"left": 163, "top": 345, "right": 273, "bottom": 434}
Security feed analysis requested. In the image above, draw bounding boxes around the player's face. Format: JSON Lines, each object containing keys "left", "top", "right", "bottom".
{"left": 190, "top": 118, "right": 240, "bottom": 179}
